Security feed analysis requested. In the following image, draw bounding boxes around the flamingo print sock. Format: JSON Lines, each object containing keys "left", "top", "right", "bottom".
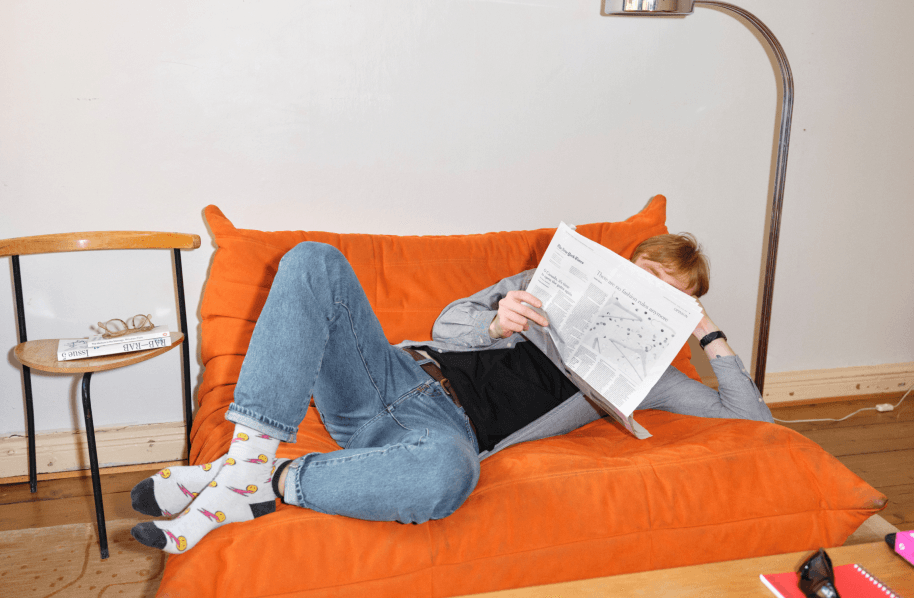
{"left": 131, "top": 424, "right": 284, "bottom": 554}
{"left": 131, "top": 457, "right": 227, "bottom": 517}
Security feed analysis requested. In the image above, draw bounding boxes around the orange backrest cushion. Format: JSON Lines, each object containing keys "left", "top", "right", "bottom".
{"left": 192, "top": 194, "right": 699, "bottom": 460}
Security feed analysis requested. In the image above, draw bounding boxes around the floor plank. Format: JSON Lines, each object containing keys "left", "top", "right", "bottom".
{"left": 0, "top": 470, "right": 162, "bottom": 532}
{"left": 793, "top": 421, "right": 914, "bottom": 457}
{"left": 836, "top": 450, "right": 914, "bottom": 489}
{"left": 0, "top": 469, "right": 155, "bottom": 506}
{"left": 771, "top": 395, "right": 913, "bottom": 431}
{"left": 879, "top": 484, "right": 914, "bottom": 529}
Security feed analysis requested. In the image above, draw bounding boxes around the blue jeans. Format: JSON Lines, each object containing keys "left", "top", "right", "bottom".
{"left": 226, "top": 242, "right": 480, "bottom": 523}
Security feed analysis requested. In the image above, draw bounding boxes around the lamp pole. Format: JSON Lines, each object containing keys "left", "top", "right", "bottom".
{"left": 604, "top": 0, "right": 793, "bottom": 396}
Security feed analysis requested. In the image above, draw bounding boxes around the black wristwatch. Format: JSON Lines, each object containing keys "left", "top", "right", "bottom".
{"left": 699, "top": 330, "right": 727, "bottom": 349}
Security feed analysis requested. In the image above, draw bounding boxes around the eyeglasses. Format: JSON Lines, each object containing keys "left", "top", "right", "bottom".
{"left": 97, "top": 314, "right": 155, "bottom": 339}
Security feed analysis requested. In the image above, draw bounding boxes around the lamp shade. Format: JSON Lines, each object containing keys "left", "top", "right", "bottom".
{"left": 604, "top": 0, "right": 695, "bottom": 15}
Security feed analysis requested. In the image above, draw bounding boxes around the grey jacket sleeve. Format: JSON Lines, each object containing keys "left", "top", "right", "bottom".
{"left": 431, "top": 270, "right": 535, "bottom": 350}
{"left": 638, "top": 356, "right": 774, "bottom": 423}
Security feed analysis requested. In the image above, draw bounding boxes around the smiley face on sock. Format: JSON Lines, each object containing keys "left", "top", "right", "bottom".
{"left": 165, "top": 530, "right": 188, "bottom": 552}
{"left": 199, "top": 508, "right": 227, "bottom": 523}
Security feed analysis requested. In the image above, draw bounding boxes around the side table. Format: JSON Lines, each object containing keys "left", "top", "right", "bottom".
{"left": 2, "top": 230, "right": 200, "bottom": 560}
{"left": 14, "top": 336, "right": 185, "bottom": 559}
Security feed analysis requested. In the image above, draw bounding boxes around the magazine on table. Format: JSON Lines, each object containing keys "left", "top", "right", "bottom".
{"left": 57, "top": 328, "right": 172, "bottom": 361}
{"left": 522, "top": 222, "right": 704, "bottom": 439}
{"left": 86, "top": 324, "right": 171, "bottom": 348}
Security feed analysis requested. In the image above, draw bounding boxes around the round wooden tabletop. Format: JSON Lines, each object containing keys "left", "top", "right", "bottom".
{"left": 14, "top": 332, "right": 185, "bottom": 374}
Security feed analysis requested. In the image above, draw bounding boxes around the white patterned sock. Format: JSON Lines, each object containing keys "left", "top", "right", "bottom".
{"left": 131, "top": 424, "right": 282, "bottom": 554}
{"left": 131, "top": 457, "right": 227, "bottom": 517}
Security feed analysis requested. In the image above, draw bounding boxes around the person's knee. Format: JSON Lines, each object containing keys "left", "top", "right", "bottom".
{"left": 417, "top": 440, "right": 480, "bottom": 521}
{"left": 281, "top": 242, "right": 345, "bottom": 270}
{"left": 277, "top": 243, "right": 351, "bottom": 289}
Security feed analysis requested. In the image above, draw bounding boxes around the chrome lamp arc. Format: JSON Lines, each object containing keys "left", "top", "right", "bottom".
{"left": 604, "top": 0, "right": 793, "bottom": 396}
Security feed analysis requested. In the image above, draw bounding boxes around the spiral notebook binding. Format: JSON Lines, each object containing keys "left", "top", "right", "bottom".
{"left": 852, "top": 564, "right": 899, "bottom": 598}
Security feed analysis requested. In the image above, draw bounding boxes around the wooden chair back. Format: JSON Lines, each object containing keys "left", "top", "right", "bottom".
{"left": 0, "top": 231, "right": 200, "bottom": 256}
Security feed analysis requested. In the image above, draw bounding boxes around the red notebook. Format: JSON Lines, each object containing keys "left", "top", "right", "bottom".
{"left": 760, "top": 563, "right": 900, "bottom": 598}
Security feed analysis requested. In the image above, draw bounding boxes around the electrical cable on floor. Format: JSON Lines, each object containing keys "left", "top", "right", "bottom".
{"left": 773, "top": 384, "right": 911, "bottom": 424}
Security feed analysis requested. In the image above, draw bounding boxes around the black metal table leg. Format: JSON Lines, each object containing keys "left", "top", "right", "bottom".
{"left": 80, "top": 372, "right": 109, "bottom": 559}
{"left": 173, "top": 248, "right": 194, "bottom": 457}
{"left": 12, "top": 255, "right": 38, "bottom": 493}
{"left": 23, "top": 365, "right": 37, "bottom": 493}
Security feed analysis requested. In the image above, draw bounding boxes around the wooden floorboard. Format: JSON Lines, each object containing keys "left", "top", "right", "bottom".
{"left": 880, "top": 484, "right": 914, "bottom": 529}
{"left": 793, "top": 421, "right": 914, "bottom": 456}
{"left": 0, "top": 469, "right": 162, "bottom": 532}
{"left": 0, "top": 469, "right": 153, "bottom": 506}
{"left": 771, "top": 396, "right": 913, "bottom": 431}
{"left": 836, "top": 450, "right": 914, "bottom": 488}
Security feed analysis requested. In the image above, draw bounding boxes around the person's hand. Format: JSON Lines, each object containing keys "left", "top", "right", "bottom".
{"left": 488, "top": 291, "right": 549, "bottom": 339}
{"left": 690, "top": 297, "right": 720, "bottom": 340}
{"left": 691, "top": 297, "right": 735, "bottom": 358}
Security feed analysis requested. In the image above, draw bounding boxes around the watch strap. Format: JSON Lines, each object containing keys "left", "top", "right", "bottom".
{"left": 699, "top": 330, "right": 727, "bottom": 349}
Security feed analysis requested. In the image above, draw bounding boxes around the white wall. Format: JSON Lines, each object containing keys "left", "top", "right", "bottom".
{"left": 2, "top": 0, "right": 912, "bottom": 437}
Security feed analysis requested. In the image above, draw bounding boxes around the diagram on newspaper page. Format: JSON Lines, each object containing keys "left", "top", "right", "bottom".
{"left": 524, "top": 222, "right": 704, "bottom": 439}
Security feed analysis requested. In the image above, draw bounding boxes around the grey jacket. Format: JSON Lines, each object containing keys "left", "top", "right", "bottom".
{"left": 397, "top": 270, "right": 774, "bottom": 459}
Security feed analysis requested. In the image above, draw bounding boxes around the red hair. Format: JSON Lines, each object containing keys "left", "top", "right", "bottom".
{"left": 631, "top": 233, "right": 710, "bottom": 297}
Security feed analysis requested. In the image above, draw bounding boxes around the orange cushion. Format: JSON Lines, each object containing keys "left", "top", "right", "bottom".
{"left": 163, "top": 411, "right": 885, "bottom": 597}
{"left": 190, "top": 194, "right": 696, "bottom": 463}
{"left": 161, "top": 198, "right": 886, "bottom": 598}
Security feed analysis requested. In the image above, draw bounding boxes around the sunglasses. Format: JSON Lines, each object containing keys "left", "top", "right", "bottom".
{"left": 798, "top": 548, "right": 841, "bottom": 598}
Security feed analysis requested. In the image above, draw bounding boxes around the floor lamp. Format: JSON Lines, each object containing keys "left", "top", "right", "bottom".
{"left": 603, "top": 0, "right": 793, "bottom": 396}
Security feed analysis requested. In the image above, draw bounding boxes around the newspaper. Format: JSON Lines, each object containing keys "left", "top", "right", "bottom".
{"left": 523, "top": 222, "right": 704, "bottom": 439}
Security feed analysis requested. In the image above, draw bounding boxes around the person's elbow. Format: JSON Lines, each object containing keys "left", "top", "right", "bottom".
{"left": 744, "top": 402, "right": 775, "bottom": 424}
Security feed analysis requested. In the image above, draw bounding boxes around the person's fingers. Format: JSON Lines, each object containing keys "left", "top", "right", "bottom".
{"left": 508, "top": 290, "right": 542, "bottom": 308}
{"left": 510, "top": 303, "right": 548, "bottom": 328}
{"left": 519, "top": 302, "right": 549, "bottom": 327}
{"left": 499, "top": 310, "right": 529, "bottom": 333}
{"left": 502, "top": 293, "right": 549, "bottom": 327}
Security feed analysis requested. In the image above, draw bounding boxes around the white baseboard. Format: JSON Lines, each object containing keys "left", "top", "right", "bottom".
{"left": 0, "top": 422, "right": 187, "bottom": 479}
{"left": 702, "top": 361, "right": 914, "bottom": 405}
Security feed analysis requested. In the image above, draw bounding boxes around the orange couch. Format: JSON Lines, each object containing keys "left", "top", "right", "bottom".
{"left": 158, "top": 196, "right": 885, "bottom": 597}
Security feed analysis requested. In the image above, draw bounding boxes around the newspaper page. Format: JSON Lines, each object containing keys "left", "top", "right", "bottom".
{"left": 525, "top": 222, "right": 704, "bottom": 438}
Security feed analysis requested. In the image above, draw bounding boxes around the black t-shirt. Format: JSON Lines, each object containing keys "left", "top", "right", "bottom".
{"left": 422, "top": 342, "right": 580, "bottom": 452}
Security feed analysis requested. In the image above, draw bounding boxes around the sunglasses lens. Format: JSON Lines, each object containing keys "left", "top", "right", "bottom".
{"left": 798, "top": 549, "right": 841, "bottom": 598}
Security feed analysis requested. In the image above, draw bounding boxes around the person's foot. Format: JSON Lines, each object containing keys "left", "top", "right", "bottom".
{"left": 131, "top": 457, "right": 227, "bottom": 517}
{"left": 131, "top": 424, "right": 283, "bottom": 554}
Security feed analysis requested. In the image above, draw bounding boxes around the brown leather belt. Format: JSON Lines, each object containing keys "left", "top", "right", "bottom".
{"left": 403, "top": 347, "right": 477, "bottom": 438}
